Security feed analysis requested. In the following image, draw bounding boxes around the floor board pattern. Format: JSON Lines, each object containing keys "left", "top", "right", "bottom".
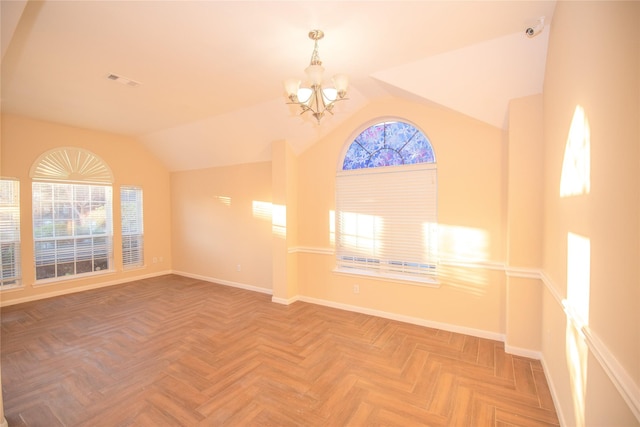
{"left": 1, "top": 274, "right": 559, "bottom": 426}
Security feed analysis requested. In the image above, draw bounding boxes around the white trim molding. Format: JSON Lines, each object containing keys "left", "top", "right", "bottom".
{"left": 542, "top": 271, "right": 640, "bottom": 424}
{"left": 505, "top": 266, "right": 542, "bottom": 279}
{"left": 294, "top": 246, "right": 509, "bottom": 272}
{"left": 583, "top": 326, "right": 640, "bottom": 421}
{"left": 440, "top": 259, "right": 505, "bottom": 271}
{"left": 272, "top": 295, "right": 300, "bottom": 305}
{"left": 504, "top": 344, "right": 542, "bottom": 360}
{"left": 297, "top": 295, "right": 506, "bottom": 343}
{"left": 540, "top": 356, "right": 568, "bottom": 427}
{"left": 540, "top": 270, "right": 563, "bottom": 306}
{"left": 171, "top": 270, "right": 273, "bottom": 296}
{"left": 0, "top": 270, "right": 173, "bottom": 307}
{"left": 288, "top": 246, "right": 334, "bottom": 255}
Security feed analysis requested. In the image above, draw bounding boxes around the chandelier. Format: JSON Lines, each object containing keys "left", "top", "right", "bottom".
{"left": 283, "top": 30, "right": 349, "bottom": 124}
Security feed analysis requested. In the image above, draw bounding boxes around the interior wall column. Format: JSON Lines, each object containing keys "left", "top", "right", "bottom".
{"left": 504, "top": 94, "right": 545, "bottom": 354}
{"left": 271, "top": 139, "right": 299, "bottom": 303}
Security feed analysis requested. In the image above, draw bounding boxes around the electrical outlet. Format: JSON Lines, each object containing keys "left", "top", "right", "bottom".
{"left": 353, "top": 284, "right": 360, "bottom": 294}
{"left": 236, "top": 264, "right": 241, "bottom": 272}
{"left": 153, "top": 257, "right": 158, "bottom": 264}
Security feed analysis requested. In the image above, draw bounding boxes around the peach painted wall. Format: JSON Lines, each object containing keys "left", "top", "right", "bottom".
{"left": 170, "top": 161, "right": 273, "bottom": 292}
{"left": 296, "top": 97, "right": 507, "bottom": 336}
{"left": 541, "top": 2, "right": 640, "bottom": 426}
{"left": 505, "top": 94, "right": 544, "bottom": 353}
{"left": 507, "top": 95, "right": 544, "bottom": 269}
{"left": 0, "top": 114, "right": 172, "bottom": 306}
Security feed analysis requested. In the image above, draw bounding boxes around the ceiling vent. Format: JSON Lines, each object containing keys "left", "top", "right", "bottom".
{"left": 106, "top": 73, "right": 141, "bottom": 87}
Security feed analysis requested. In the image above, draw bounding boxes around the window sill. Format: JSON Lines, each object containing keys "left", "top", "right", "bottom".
{"left": 0, "top": 283, "right": 24, "bottom": 292}
{"left": 34, "top": 269, "right": 116, "bottom": 287}
{"left": 333, "top": 267, "right": 440, "bottom": 288}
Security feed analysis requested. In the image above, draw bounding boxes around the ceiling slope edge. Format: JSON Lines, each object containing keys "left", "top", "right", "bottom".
{"left": 370, "top": 29, "right": 551, "bottom": 129}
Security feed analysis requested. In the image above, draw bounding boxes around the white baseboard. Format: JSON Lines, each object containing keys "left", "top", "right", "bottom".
{"left": 504, "top": 344, "right": 542, "bottom": 360}
{"left": 272, "top": 295, "right": 300, "bottom": 305}
{"left": 297, "top": 295, "right": 505, "bottom": 342}
{"left": 0, "top": 270, "right": 173, "bottom": 307}
{"left": 540, "top": 355, "right": 568, "bottom": 427}
{"left": 171, "top": 270, "right": 273, "bottom": 295}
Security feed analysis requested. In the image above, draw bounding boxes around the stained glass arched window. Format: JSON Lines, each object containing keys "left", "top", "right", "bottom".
{"left": 342, "top": 121, "right": 435, "bottom": 170}
{"left": 336, "top": 120, "right": 438, "bottom": 284}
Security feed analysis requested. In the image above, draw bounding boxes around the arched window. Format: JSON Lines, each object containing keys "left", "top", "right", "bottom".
{"left": 31, "top": 147, "right": 114, "bottom": 281}
{"left": 342, "top": 121, "right": 435, "bottom": 170}
{"left": 336, "top": 120, "right": 438, "bottom": 283}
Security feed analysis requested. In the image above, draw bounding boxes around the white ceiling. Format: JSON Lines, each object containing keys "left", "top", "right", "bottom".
{"left": 1, "top": 1, "right": 556, "bottom": 171}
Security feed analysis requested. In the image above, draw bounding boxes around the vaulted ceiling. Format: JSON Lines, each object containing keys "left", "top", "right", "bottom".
{"left": 1, "top": 1, "right": 556, "bottom": 171}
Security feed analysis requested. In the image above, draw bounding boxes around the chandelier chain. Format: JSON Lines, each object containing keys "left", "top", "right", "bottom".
{"left": 308, "top": 30, "right": 324, "bottom": 66}
{"left": 309, "top": 40, "right": 322, "bottom": 67}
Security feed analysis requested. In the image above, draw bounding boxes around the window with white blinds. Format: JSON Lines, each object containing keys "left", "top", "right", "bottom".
{"left": 336, "top": 120, "right": 437, "bottom": 284}
{"left": 0, "top": 179, "right": 21, "bottom": 288}
{"left": 121, "top": 186, "right": 143, "bottom": 269}
{"left": 32, "top": 183, "right": 113, "bottom": 280}
{"left": 336, "top": 164, "right": 438, "bottom": 282}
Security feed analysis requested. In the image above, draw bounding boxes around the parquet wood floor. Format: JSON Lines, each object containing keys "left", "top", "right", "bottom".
{"left": 1, "top": 274, "right": 559, "bottom": 426}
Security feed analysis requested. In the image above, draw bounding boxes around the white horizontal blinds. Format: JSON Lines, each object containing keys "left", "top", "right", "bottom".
{"left": 121, "top": 186, "right": 143, "bottom": 269}
{"left": 336, "top": 164, "right": 437, "bottom": 279}
{"left": 0, "top": 179, "right": 21, "bottom": 287}
{"left": 32, "top": 182, "right": 113, "bottom": 280}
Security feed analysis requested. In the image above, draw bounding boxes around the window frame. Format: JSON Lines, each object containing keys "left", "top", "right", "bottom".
{"left": 334, "top": 119, "right": 438, "bottom": 285}
{"left": 32, "top": 182, "right": 114, "bottom": 283}
{"left": 30, "top": 147, "right": 115, "bottom": 284}
{"left": 121, "top": 186, "right": 144, "bottom": 270}
{"left": 0, "top": 178, "right": 22, "bottom": 289}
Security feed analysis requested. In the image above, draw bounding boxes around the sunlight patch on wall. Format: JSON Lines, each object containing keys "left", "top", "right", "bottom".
{"left": 338, "top": 211, "right": 384, "bottom": 254}
{"left": 252, "top": 201, "right": 286, "bottom": 237}
{"left": 216, "top": 195, "right": 232, "bottom": 206}
{"left": 329, "top": 210, "right": 335, "bottom": 246}
{"left": 436, "top": 264, "right": 491, "bottom": 296}
{"left": 252, "top": 200, "right": 271, "bottom": 221}
{"left": 566, "top": 321, "right": 588, "bottom": 427}
{"left": 272, "top": 204, "right": 287, "bottom": 238}
{"left": 566, "top": 232, "right": 591, "bottom": 327}
{"left": 437, "top": 224, "right": 490, "bottom": 264}
{"left": 560, "top": 105, "right": 591, "bottom": 197}
{"left": 435, "top": 224, "right": 492, "bottom": 295}
{"left": 563, "top": 231, "right": 591, "bottom": 427}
